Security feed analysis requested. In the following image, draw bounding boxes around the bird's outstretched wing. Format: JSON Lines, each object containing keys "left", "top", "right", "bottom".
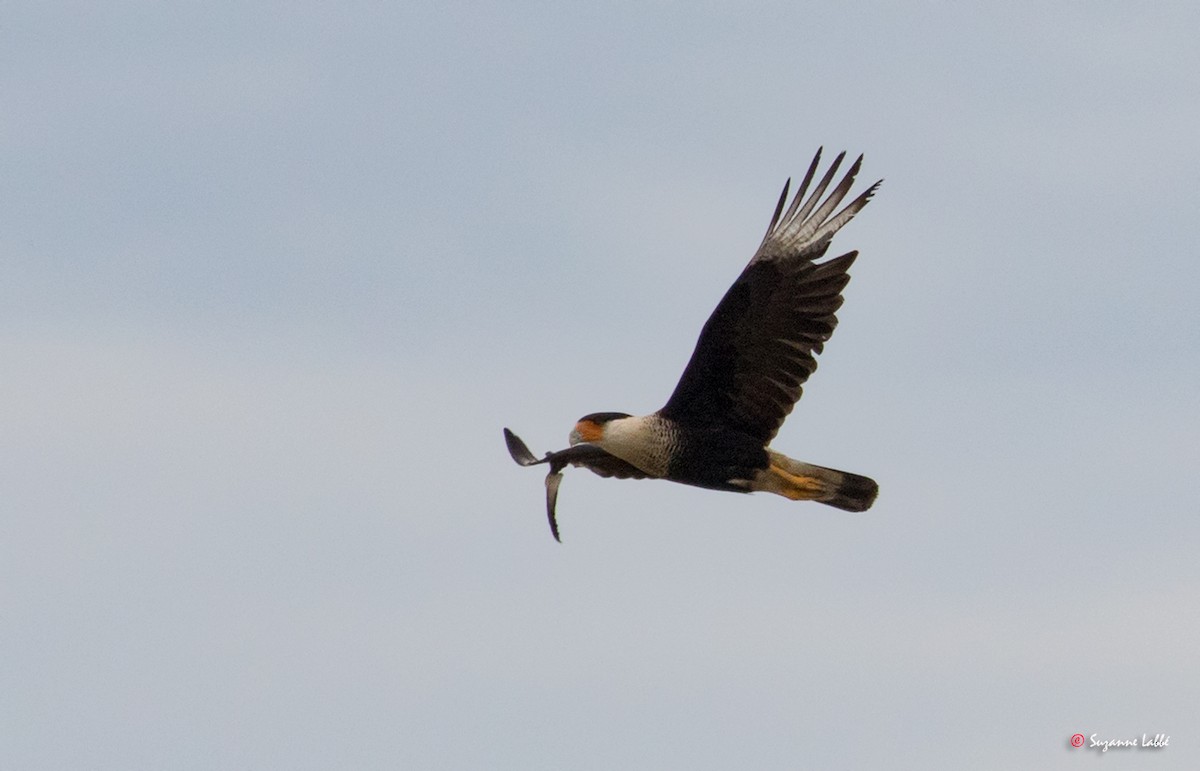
{"left": 659, "top": 149, "right": 880, "bottom": 444}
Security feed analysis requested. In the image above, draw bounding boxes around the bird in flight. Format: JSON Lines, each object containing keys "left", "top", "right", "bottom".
{"left": 505, "top": 149, "right": 880, "bottom": 541}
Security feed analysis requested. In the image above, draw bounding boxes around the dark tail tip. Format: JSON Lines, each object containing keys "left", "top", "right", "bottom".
{"left": 823, "top": 471, "right": 879, "bottom": 512}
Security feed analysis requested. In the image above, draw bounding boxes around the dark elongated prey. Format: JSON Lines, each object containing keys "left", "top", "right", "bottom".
{"left": 503, "top": 428, "right": 641, "bottom": 542}
{"left": 503, "top": 428, "right": 571, "bottom": 542}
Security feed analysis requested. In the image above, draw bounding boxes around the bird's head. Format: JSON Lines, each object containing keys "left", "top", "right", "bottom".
{"left": 569, "top": 412, "right": 632, "bottom": 446}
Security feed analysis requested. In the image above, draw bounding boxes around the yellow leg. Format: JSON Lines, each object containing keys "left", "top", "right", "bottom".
{"left": 767, "top": 463, "right": 827, "bottom": 501}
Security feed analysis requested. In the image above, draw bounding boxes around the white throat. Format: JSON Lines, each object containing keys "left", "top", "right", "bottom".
{"left": 597, "top": 414, "right": 671, "bottom": 477}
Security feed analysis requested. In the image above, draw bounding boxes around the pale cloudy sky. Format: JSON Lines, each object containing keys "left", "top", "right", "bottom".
{"left": 3, "top": 2, "right": 1198, "bottom": 768}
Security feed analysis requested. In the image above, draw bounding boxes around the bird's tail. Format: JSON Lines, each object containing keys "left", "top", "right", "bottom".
{"left": 751, "top": 450, "right": 878, "bottom": 512}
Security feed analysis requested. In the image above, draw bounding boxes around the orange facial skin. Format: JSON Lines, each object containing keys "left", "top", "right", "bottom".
{"left": 572, "top": 419, "right": 605, "bottom": 443}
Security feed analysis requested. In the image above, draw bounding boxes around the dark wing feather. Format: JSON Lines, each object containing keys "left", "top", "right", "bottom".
{"left": 659, "top": 149, "right": 880, "bottom": 444}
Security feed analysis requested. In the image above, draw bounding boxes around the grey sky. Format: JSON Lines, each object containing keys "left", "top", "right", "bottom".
{"left": 3, "top": 2, "right": 1198, "bottom": 768}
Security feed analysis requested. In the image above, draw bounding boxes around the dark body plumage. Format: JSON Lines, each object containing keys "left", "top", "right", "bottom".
{"left": 505, "top": 149, "right": 881, "bottom": 540}
{"left": 663, "top": 425, "right": 767, "bottom": 493}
